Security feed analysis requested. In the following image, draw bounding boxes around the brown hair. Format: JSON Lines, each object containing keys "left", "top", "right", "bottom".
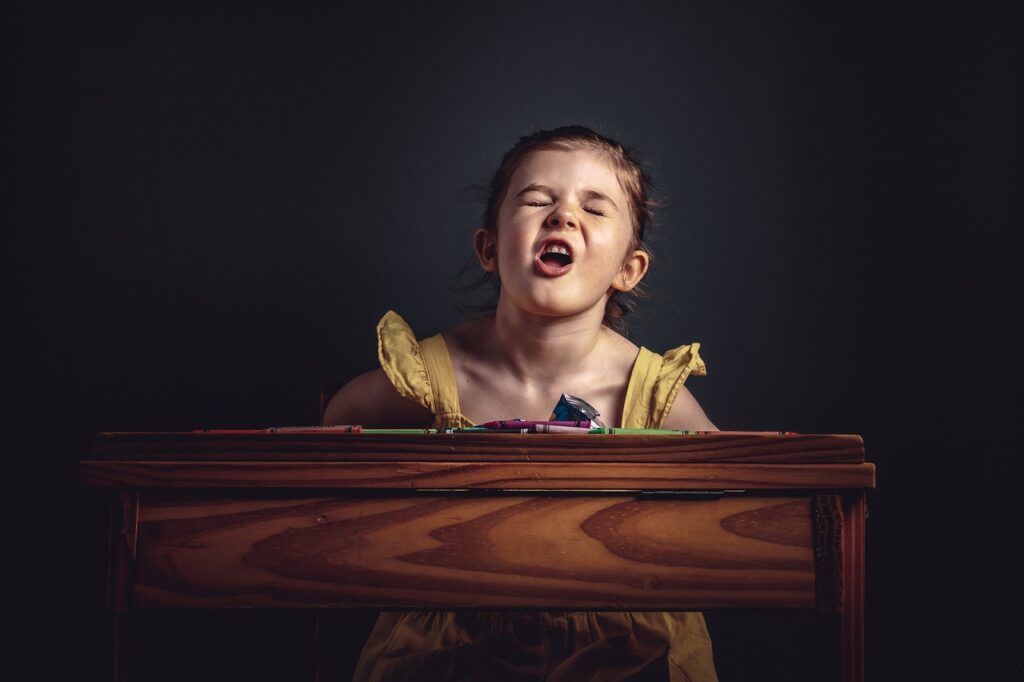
{"left": 465, "top": 125, "right": 656, "bottom": 333}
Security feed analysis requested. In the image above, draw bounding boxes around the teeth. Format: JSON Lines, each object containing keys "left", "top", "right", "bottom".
{"left": 543, "top": 244, "right": 570, "bottom": 256}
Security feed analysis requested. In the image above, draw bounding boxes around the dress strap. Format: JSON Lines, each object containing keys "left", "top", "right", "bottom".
{"left": 419, "top": 334, "right": 469, "bottom": 428}
{"left": 621, "top": 344, "right": 706, "bottom": 429}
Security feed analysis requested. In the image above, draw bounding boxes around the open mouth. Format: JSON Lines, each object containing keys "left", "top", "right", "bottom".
{"left": 535, "top": 240, "right": 574, "bottom": 276}
{"left": 540, "top": 249, "right": 572, "bottom": 267}
{"left": 540, "top": 237, "right": 573, "bottom": 261}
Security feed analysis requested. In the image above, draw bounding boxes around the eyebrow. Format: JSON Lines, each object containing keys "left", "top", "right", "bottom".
{"left": 515, "top": 183, "right": 619, "bottom": 210}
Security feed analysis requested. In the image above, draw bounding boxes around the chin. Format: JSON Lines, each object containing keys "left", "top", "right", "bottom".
{"left": 501, "top": 283, "right": 608, "bottom": 320}
{"left": 516, "top": 296, "right": 605, "bottom": 320}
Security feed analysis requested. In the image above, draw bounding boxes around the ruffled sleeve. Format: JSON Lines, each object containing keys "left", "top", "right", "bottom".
{"left": 622, "top": 343, "right": 706, "bottom": 429}
{"left": 376, "top": 310, "right": 436, "bottom": 413}
{"left": 651, "top": 342, "right": 706, "bottom": 429}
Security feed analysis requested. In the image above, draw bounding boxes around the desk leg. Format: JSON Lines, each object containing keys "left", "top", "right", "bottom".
{"left": 108, "top": 494, "right": 137, "bottom": 682}
{"left": 112, "top": 611, "right": 122, "bottom": 682}
{"left": 841, "top": 495, "right": 865, "bottom": 682}
{"left": 313, "top": 611, "right": 322, "bottom": 682}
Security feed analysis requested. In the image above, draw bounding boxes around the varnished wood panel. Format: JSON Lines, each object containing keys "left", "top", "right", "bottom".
{"left": 80, "top": 460, "right": 876, "bottom": 491}
{"left": 841, "top": 495, "right": 866, "bottom": 682}
{"left": 91, "top": 431, "right": 865, "bottom": 463}
{"left": 130, "top": 495, "right": 817, "bottom": 610}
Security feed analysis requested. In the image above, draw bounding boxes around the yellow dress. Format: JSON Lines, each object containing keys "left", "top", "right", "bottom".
{"left": 355, "top": 311, "right": 718, "bottom": 682}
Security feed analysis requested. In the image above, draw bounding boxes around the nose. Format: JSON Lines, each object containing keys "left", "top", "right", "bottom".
{"left": 545, "top": 207, "right": 577, "bottom": 230}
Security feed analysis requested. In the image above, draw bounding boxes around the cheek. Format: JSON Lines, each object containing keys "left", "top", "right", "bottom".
{"left": 496, "top": 219, "right": 533, "bottom": 259}
{"left": 592, "top": 231, "right": 632, "bottom": 270}
{"left": 493, "top": 233, "right": 522, "bottom": 275}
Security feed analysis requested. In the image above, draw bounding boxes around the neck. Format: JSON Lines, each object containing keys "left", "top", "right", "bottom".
{"left": 489, "top": 296, "right": 609, "bottom": 386}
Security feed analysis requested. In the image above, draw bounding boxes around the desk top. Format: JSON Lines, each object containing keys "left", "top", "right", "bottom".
{"left": 81, "top": 431, "right": 873, "bottom": 491}
{"left": 89, "top": 430, "right": 864, "bottom": 463}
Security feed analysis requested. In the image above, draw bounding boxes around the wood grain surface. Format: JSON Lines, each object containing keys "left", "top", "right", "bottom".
{"left": 90, "top": 431, "right": 864, "bottom": 463}
{"left": 841, "top": 495, "right": 866, "bottom": 682}
{"left": 130, "top": 495, "right": 817, "bottom": 610}
{"left": 80, "top": 460, "right": 875, "bottom": 491}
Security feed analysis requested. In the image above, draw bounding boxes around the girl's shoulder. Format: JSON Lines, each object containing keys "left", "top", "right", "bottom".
{"left": 636, "top": 337, "right": 715, "bottom": 431}
{"left": 321, "top": 368, "right": 433, "bottom": 428}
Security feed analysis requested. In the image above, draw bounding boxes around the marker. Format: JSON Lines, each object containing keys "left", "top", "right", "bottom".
{"left": 477, "top": 419, "right": 591, "bottom": 430}
{"left": 533, "top": 424, "right": 593, "bottom": 434}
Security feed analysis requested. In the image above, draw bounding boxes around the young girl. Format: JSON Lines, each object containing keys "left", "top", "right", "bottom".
{"left": 324, "top": 126, "right": 719, "bottom": 681}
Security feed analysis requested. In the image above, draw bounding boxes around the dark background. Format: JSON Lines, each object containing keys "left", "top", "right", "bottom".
{"left": 8, "top": 1, "right": 1021, "bottom": 680}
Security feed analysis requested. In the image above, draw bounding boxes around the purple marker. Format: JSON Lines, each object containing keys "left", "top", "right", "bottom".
{"left": 477, "top": 419, "right": 591, "bottom": 430}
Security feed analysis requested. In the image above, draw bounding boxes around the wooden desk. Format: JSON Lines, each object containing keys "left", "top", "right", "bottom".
{"left": 80, "top": 431, "right": 874, "bottom": 681}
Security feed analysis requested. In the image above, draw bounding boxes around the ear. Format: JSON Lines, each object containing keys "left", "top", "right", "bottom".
{"left": 474, "top": 228, "right": 499, "bottom": 273}
{"left": 612, "top": 250, "right": 649, "bottom": 292}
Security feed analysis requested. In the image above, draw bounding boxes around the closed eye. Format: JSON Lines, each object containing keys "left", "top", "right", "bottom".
{"left": 523, "top": 200, "right": 605, "bottom": 216}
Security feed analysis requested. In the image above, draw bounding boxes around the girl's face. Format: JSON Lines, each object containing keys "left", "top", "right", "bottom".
{"left": 476, "top": 148, "right": 648, "bottom": 321}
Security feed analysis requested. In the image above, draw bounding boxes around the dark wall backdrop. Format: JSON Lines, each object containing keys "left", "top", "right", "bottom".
{"left": 9, "top": 1, "right": 1021, "bottom": 680}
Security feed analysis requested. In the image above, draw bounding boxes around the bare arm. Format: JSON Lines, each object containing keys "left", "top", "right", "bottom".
{"left": 660, "top": 384, "right": 718, "bottom": 431}
{"left": 321, "top": 368, "right": 433, "bottom": 428}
